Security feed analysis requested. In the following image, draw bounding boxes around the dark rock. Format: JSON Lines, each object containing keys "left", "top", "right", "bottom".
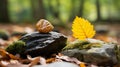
{"left": 20, "top": 31, "right": 67, "bottom": 57}
{"left": 62, "top": 39, "right": 118, "bottom": 66}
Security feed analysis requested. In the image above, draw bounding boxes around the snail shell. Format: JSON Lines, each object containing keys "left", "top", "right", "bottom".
{"left": 36, "top": 19, "right": 54, "bottom": 33}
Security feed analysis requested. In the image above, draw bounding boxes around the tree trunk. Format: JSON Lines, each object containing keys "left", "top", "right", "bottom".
{"left": 96, "top": 0, "right": 101, "bottom": 21}
{"left": 31, "top": 0, "right": 45, "bottom": 21}
{"left": 0, "top": 0, "right": 10, "bottom": 22}
{"left": 79, "top": 0, "right": 84, "bottom": 17}
{"left": 38, "top": 0, "right": 45, "bottom": 19}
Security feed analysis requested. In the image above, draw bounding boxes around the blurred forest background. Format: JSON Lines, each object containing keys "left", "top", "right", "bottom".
{"left": 0, "top": 0, "right": 120, "bottom": 43}
{"left": 0, "top": 0, "right": 120, "bottom": 25}
{"left": 0, "top": 0, "right": 120, "bottom": 39}
{"left": 0, "top": 0, "right": 120, "bottom": 66}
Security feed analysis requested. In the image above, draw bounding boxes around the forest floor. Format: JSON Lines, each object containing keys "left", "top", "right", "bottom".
{"left": 0, "top": 23, "right": 120, "bottom": 67}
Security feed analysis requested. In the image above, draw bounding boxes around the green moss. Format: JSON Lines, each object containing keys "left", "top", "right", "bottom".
{"left": 0, "top": 30, "right": 9, "bottom": 40}
{"left": 63, "top": 40, "right": 90, "bottom": 50}
{"left": 114, "top": 45, "right": 120, "bottom": 63}
{"left": 82, "top": 43, "right": 101, "bottom": 49}
{"left": 5, "top": 40, "right": 26, "bottom": 55}
{"left": 63, "top": 39, "right": 102, "bottom": 50}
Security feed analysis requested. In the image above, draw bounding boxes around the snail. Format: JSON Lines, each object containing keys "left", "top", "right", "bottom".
{"left": 36, "top": 19, "right": 54, "bottom": 33}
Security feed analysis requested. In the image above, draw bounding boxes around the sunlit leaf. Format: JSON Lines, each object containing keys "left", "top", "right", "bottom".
{"left": 80, "top": 62, "right": 86, "bottom": 67}
{"left": 72, "top": 16, "right": 96, "bottom": 40}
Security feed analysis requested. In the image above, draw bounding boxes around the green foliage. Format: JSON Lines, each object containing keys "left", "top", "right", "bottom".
{"left": 43, "top": 0, "right": 73, "bottom": 25}
{"left": 5, "top": 0, "right": 120, "bottom": 24}
{"left": 83, "top": 0, "right": 97, "bottom": 21}
{"left": 5, "top": 40, "right": 26, "bottom": 55}
{"left": 59, "top": 0, "right": 73, "bottom": 24}
{"left": 8, "top": 0, "right": 32, "bottom": 22}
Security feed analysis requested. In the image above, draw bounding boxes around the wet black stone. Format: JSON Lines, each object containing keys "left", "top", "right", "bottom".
{"left": 20, "top": 31, "right": 67, "bottom": 57}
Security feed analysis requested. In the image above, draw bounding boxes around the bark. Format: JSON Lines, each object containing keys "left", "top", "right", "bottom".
{"left": 0, "top": 0, "right": 10, "bottom": 22}
{"left": 79, "top": 0, "right": 84, "bottom": 17}
{"left": 31, "top": 0, "right": 45, "bottom": 21}
{"left": 96, "top": 0, "right": 101, "bottom": 21}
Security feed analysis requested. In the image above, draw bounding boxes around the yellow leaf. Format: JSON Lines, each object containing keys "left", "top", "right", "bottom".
{"left": 80, "top": 62, "right": 86, "bottom": 67}
{"left": 72, "top": 16, "right": 96, "bottom": 40}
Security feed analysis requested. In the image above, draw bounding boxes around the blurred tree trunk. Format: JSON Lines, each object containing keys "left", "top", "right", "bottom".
{"left": 0, "top": 0, "right": 10, "bottom": 22}
{"left": 79, "top": 0, "right": 84, "bottom": 17}
{"left": 31, "top": 0, "right": 45, "bottom": 21}
{"left": 70, "top": 0, "right": 80, "bottom": 20}
{"left": 96, "top": 0, "right": 101, "bottom": 21}
{"left": 50, "top": 0, "right": 59, "bottom": 18}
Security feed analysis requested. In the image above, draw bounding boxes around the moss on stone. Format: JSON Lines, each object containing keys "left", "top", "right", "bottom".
{"left": 63, "top": 39, "right": 102, "bottom": 50}
{"left": 0, "top": 30, "right": 9, "bottom": 40}
{"left": 5, "top": 40, "right": 26, "bottom": 56}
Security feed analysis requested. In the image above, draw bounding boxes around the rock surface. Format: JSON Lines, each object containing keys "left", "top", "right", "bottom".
{"left": 62, "top": 39, "right": 118, "bottom": 66}
{"left": 33, "top": 62, "right": 79, "bottom": 67}
{"left": 20, "top": 31, "right": 67, "bottom": 57}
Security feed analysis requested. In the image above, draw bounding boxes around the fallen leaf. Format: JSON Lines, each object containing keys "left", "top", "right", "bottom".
{"left": 72, "top": 16, "right": 95, "bottom": 40}
{"left": 79, "top": 63, "right": 86, "bottom": 67}
{"left": 0, "top": 49, "right": 20, "bottom": 60}
{"left": 6, "top": 63, "right": 29, "bottom": 67}
{"left": 27, "top": 55, "right": 46, "bottom": 67}
{"left": 28, "top": 57, "right": 40, "bottom": 67}
{"left": 46, "top": 58, "right": 55, "bottom": 63}
{"left": 56, "top": 55, "right": 85, "bottom": 65}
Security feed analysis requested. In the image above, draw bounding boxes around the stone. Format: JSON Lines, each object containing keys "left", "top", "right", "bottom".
{"left": 33, "top": 62, "right": 79, "bottom": 67}
{"left": 36, "top": 19, "right": 54, "bottom": 33}
{"left": 20, "top": 31, "right": 67, "bottom": 57}
{"left": 62, "top": 39, "right": 118, "bottom": 66}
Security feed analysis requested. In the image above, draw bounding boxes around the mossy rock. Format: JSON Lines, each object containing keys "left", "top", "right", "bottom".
{"left": 63, "top": 39, "right": 101, "bottom": 50}
{"left": 5, "top": 40, "right": 26, "bottom": 57}
{"left": 62, "top": 39, "right": 118, "bottom": 66}
{"left": 0, "top": 30, "right": 9, "bottom": 40}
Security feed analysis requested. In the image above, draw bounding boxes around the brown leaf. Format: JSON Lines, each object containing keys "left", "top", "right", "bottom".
{"left": 6, "top": 63, "right": 29, "bottom": 67}
{"left": 0, "top": 49, "right": 20, "bottom": 60}
{"left": 20, "top": 59, "right": 30, "bottom": 64}
{"left": 0, "top": 60, "right": 26, "bottom": 67}
{"left": 79, "top": 63, "right": 86, "bottom": 67}
{"left": 46, "top": 58, "right": 55, "bottom": 63}
{"left": 6, "top": 60, "right": 29, "bottom": 67}
{"left": 114, "top": 64, "right": 120, "bottom": 67}
{"left": 39, "top": 57, "right": 46, "bottom": 65}
{"left": 0, "top": 49, "right": 10, "bottom": 60}
{"left": 27, "top": 55, "right": 46, "bottom": 67}
{"left": 28, "top": 57, "right": 40, "bottom": 67}
{"left": 8, "top": 54, "right": 20, "bottom": 60}
{"left": 56, "top": 55, "right": 85, "bottom": 65}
